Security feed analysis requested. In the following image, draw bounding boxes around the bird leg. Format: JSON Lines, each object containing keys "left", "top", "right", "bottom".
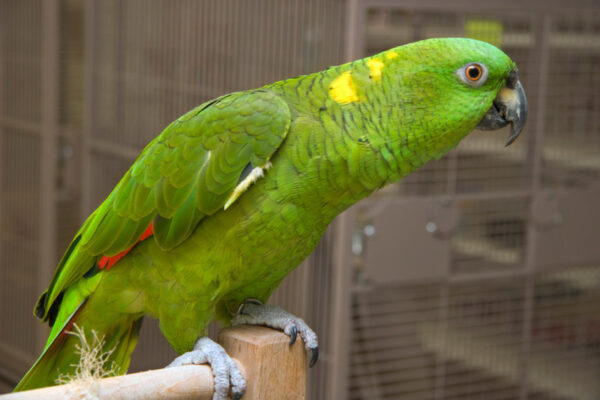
{"left": 168, "top": 337, "right": 246, "bottom": 400}
{"left": 232, "top": 299, "right": 319, "bottom": 366}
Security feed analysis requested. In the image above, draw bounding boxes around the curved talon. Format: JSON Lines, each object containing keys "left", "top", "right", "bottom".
{"left": 309, "top": 346, "right": 319, "bottom": 367}
{"left": 232, "top": 393, "right": 244, "bottom": 400}
{"left": 287, "top": 325, "right": 297, "bottom": 345}
{"left": 233, "top": 302, "right": 320, "bottom": 367}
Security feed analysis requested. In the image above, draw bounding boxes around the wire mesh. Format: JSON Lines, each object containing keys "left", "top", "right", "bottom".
{"left": 529, "top": 266, "right": 600, "bottom": 399}
{"left": 441, "top": 279, "right": 525, "bottom": 400}
{"left": 452, "top": 198, "right": 527, "bottom": 274}
{"left": 350, "top": 283, "right": 440, "bottom": 400}
{"left": 1, "top": 1, "right": 599, "bottom": 399}
{"left": 0, "top": 0, "right": 44, "bottom": 376}
{"left": 350, "top": 4, "right": 600, "bottom": 400}
{"left": 541, "top": 14, "right": 600, "bottom": 190}
{"left": 0, "top": 131, "right": 41, "bottom": 362}
{"left": 0, "top": 0, "right": 42, "bottom": 124}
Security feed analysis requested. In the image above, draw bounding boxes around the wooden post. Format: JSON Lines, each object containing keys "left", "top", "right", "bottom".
{"left": 2, "top": 326, "right": 306, "bottom": 400}
{"left": 219, "top": 325, "right": 307, "bottom": 400}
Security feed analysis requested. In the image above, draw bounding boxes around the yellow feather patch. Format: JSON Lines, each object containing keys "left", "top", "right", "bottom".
{"left": 367, "top": 59, "right": 385, "bottom": 82}
{"left": 329, "top": 71, "right": 359, "bottom": 104}
{"left": 386, "top": 51, "right": 398, "bottom": 59}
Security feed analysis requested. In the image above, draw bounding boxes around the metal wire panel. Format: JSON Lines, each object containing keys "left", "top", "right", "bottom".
{"left": 88, "top": 0, "right": 346, "bottom": 150}
{"left": 2, "top": 1, "right": 599, "bottom": 399}
{"left": 529, "top": 267, "right": 600, "bottom": 399}
{"left": 0, "top": 0, "right": 45, "bottom": 383}
{"left": 541, "top": 14, "right": 600, "bottom": 189}
{"left": 452, "top": 198, "right": 527, "bottom": 275}
{"left": 0, "top": 131, "right": 41, "bottom": 368}
{"left": 349, "top": 4, "right": 600, "bottom": 400}
{"left": 0, "top": 1, "right": 42, "bottom": 123}
{"left": 350, "top": 268, "right": 600, "bottom": 399}
{"left": 440, "top": 279, "right": 525, "bottom": 400}
{"left": 350, "top": 284, "right": 440, "bottom": 400}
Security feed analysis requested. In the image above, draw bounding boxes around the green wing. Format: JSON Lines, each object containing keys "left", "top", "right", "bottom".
{"left": 38, "top": 89, "right": 291, "bottom": 321}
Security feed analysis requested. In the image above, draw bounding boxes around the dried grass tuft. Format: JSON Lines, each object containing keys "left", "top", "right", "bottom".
{"left": 56, "top": 324, "right": 117, "bottom": 399}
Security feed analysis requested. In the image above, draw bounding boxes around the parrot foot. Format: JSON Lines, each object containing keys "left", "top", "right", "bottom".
{"left": 232, "top": 300, "right": 319, "bottom": 367}
{"left": 168, "top": 337, "right": 246, "bottom": 400}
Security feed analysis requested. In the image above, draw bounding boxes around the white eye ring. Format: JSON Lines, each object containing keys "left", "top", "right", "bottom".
{"left": 457, "top": 63, "right": 488, "bottom": 87}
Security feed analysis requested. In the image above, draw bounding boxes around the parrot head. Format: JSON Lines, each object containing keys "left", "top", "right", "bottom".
{"left": 379, "top": 38, "right": 527, "bottom": 157}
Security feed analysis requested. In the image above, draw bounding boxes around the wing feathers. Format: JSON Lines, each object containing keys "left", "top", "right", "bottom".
{"left": 38, "top": 90, "right": 291, "bottom": 320}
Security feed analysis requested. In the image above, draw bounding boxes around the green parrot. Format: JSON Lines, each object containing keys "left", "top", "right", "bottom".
{"left": 15, "top": 38, "right": 526, "bottom": 398}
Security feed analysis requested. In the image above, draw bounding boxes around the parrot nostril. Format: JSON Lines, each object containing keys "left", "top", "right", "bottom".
{"left": 506, "top": 69, "right": 520, "bottom": 89}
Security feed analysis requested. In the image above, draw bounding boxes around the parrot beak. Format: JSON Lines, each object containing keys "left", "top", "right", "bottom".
{"left": 476, "top": 69, "right": 528, "bottom": 146}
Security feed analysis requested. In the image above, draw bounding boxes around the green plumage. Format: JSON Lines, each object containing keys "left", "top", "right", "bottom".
{"left": 17, "top": 38, "right": 518, "bottom": 391}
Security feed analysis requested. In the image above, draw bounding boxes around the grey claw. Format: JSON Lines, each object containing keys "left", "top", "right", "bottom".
{"left": 232, "top": 392, "right": 244, "bottom": 400}
{"left": 168, "top": 337, "right": 246, "bottom": 400}
{"left": 309, "top": 346, "right": 319, "bottom": 367}
{"left": 288, "top": 325, "right": 297, "bottom": 345}
{"left": 232, "top": 303, "right": 319, "bottom": 368}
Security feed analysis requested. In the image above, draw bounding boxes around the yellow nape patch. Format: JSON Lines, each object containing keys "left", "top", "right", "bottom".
{"left": 367, "top": 59, "right": 385, "bottom": 82}
{"left": 386, "top": 51, "right": 398, "bottom": 59}
{"left": 329, "top": 71, "right": 359, "bottom": 104}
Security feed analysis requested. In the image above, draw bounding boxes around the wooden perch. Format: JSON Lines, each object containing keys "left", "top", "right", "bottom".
{"left": 2, "top": 325, "right": 306, "bottom": 400}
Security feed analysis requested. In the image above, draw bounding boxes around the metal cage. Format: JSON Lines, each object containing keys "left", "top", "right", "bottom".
{"left": 1, "top": 1, "right": 599, "bottom": 399}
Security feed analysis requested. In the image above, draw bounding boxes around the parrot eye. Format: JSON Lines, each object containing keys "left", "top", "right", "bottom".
{"left": 466, "top": 64, "right": 482, "bottom": 80}
{"left": 457, "top": 63, "right": 488, "bottom": 87}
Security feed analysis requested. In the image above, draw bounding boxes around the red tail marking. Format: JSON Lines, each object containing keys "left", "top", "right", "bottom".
{"left": 98, "top": 222, "right": 154, "bottom": 270}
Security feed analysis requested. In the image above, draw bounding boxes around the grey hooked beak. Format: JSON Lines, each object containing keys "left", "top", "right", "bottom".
{"left": 476, "top": 69, "right": 528, "bottom": 146}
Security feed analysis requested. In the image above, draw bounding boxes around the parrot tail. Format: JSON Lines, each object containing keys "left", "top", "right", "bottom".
{"left": 14, "top": 299, "right": 143, "bottom": 392}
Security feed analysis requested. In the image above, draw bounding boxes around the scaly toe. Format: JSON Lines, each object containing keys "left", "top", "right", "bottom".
{"left": 167, "top": 337, "right": 246, "bottom": 400}
{"left": 233, "top": 302, "right": 320, "bottom": 367}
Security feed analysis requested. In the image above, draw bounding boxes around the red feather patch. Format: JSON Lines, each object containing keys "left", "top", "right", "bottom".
{"left": 98, "top": 222, "right": 154, "bottom": 270}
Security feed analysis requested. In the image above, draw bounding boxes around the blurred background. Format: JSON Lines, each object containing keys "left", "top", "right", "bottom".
{"left": 1, "top": 0, "right": 600, "bottom": 398}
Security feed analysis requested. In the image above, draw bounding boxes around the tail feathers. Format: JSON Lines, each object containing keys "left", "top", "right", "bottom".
{"left": 14, "top": 300, "right": 86, "bottom": 391}
{"left": 14, "top": 301, "right": 143, "bottom": 392}
{"left": 35, "top": 234, "right": 83, "bottom": 322}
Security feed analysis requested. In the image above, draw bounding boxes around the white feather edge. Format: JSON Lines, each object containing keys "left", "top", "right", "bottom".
{"left": 223, "top": 161, "right": 272, "bottom": 210}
